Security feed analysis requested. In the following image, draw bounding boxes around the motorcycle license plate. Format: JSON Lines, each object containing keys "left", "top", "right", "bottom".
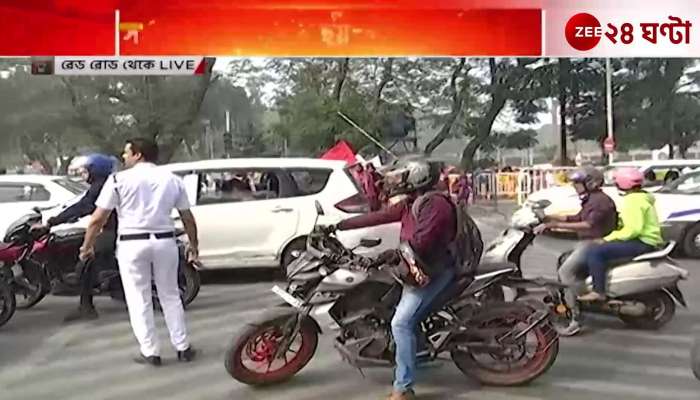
{"left": 271, "top": 285, "right": 304, "bottom": 309}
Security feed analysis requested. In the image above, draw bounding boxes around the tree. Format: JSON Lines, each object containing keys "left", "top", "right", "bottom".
{"left": 619, "top": 59, "right": 697, "bottom": 158}
{"left": 458, "top": 58, "right": 552, "bottom": 169}
{"left": 499, "top": 129, "right": 539, "bottom": 150}
{"left": 568, "top": 59, "right": 630, "bottom": 159}
{"left": 0, "top": 62, "right": 83, "bottom": 172}
{"left": 60, "top": 58, "right": 217, "bottom": 162}
{"left": 199, "top": 76, "right": 266, "bottom": 157}
{"left": 570, "top": 59, "right": 700, "bottom": 159}
{"left": 558, "top": 58, "right": 572, "bottom": 165}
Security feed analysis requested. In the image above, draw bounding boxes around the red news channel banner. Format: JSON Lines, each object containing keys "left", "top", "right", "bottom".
{"left": 0, "top": 0, "right": 696, "bottom": 57}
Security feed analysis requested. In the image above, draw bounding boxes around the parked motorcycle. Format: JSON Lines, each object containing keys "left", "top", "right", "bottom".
{"left": 0, "top": 212, "right": 47, "bottom": 323}
{"left": 484, "top": 200, "right": 689, "bottom": 330}
{"left": 4, "top": 211, "right": 201, "bottom": 310}
{"left": 224, "top": 202, "right": 559, "bottom": 387}
{"left": 0, "top": 243, "right": 19, "bottom": 327}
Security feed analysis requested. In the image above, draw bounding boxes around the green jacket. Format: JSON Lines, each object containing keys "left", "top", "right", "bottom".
{"left": 604, "top": 191, "right": 663, "bottom": 247}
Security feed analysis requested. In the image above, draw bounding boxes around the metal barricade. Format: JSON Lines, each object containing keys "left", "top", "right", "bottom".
{"left": 472, "top": 167, "right": 577, "bottom": 205}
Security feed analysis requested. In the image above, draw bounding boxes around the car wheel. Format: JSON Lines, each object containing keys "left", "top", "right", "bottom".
{"left": 280, "top": 238, "right": 307, "bottom": 278}
{"left": 682, "top": 223, "right": 700, "bottom": 258}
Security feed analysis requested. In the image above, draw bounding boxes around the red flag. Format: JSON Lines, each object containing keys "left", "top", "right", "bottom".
{"left": 320, "top": 140, "right": 356, "bottom": 164}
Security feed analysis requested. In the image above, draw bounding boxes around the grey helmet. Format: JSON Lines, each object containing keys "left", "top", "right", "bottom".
{"left": 568, "top": 166, "right": 604, "bottom": 192}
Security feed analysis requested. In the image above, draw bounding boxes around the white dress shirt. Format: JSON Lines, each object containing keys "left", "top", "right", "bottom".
{"left": 96, "top": 162, "right": 191, "bottom": 235}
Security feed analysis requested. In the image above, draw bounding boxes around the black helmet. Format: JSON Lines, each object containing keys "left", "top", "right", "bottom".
{"left": 568, "top": 167, "right": 604, "bottom": 192}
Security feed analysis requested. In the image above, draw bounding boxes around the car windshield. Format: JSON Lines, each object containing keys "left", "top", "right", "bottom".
{"left": 53, "top": 178, "right": 89, "bottom": 195}
{"left": 657, "top": 172, "right": 700, "bottom": 194}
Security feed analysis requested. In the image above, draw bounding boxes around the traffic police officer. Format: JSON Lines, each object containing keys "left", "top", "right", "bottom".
{"left": 80, "top": 138, "right": 199, "bottom": 366}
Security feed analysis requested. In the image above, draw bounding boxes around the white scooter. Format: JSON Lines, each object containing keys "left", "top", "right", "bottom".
{"left": 477, "top": 200, "right": 689, "bottom": 330}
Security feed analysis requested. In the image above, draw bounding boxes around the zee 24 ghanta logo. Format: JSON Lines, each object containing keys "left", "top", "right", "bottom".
{"left": 565, "top": 13, "right": 693, "bottom": 51}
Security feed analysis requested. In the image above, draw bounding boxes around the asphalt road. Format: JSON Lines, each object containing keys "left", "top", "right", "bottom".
{"left": 0, "top": 215, "right": 699, "bottom": 400}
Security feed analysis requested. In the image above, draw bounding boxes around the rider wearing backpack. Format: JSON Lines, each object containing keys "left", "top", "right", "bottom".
{"left": 330, "top": 159, "right": 482, "bottom": 400}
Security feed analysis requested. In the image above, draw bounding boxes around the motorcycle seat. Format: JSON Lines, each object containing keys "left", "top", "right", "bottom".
{"left": 53, "top": 227, "right": 86, "bottom": 238}
{"left": 606, "top": 242, "right": 676, "bottom": 268}
{"left": 632, "top": 241, "right": 675, "bottom": 262}
{"left": 430, "top": 275, "right": 474, "bottom": 313}
{"left": 476, "top": 262, "right": 518, "bottom": 274}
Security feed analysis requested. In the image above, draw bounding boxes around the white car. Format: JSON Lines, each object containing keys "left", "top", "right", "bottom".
{"left": 524, "top": 159, "right": 700, "bottom": 226}
{"left": 159, "top": 158, "right": 400, "bottom": 272}
{"left": 0, "top": 175, "right": 88, "bottom": 237}
{"left": 654, "top": 171, "right": 700, "bottom": 257}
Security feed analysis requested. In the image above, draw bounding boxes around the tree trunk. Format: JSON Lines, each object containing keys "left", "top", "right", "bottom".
{"left": 599, "top": 136, "right": 607, "bottom": 164}
{"left": 162, "top": 57, "right": 217, "bottom": 163}
{"left": 374, "top": 58, "right": 394, "bottom": 110}
{"left": 333, "top": 58, "right": 350, "bottom": 102}
{"left": 460, "top": 58, "right": 507, "bottom": 170}
{"left": 680, "top": 141, "right": 688, "bottom": 158}
{"left": 460, "top": 94, "right": 507, "bottom": 169}
{"left": 668, "top": 102, "right": 676, "bottom": 159}
{"left": 424, "top": 58, "right": 466, "bottom": 155}
{"left": 558, "top": 58, "right": 571, "bottom": 165}
{"left": 158, "top": 138, "right": 184, "bottom": 164}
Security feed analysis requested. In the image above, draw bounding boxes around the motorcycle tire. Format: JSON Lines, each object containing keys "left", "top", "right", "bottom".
{"left": 451, "top": 302, "right": 559, "bottom": 386}
{"left": 225, "top": 315, "right": 318, "bottom": 386}
{"left": 0, "top": 281, "right": 17, "bottom": 328}
{"left": 152, "top": 261, "right": 200, "bottom": 311}
{"left": 14, "top": 260, "right": 49, "bottom": 310}
{"left": 692, "top": 337, "right": 700, "bottom": 380}
{"left": 618, "top": 291, "right": 675, "bottom": 330}
{"left": 111, "top": 262, "right": 200, "bottom": 310}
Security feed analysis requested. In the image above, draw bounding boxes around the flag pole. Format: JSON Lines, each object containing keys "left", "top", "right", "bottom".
{"left": 337, "top": 111, "right": 397, "bottom": 157}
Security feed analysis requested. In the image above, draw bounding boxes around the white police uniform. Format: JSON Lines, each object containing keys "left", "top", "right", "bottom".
{"left": 96, "top": 162, "right": 191, "bottom": 357}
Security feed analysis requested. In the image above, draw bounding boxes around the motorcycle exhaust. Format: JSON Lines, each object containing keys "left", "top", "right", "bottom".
{"left": 616, "top": 302, "right": 647, "bottom": 317}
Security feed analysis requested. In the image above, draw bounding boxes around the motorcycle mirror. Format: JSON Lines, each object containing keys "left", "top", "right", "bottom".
{"left": 314, "top": 200, "right": 325, "bottom": 216}
{"left": 359, "top": 238, "right": 382, "bottom": 248}
{"left": 531, "top": 200, "right": 551, "bottom": 209}
{"left": 533, "top": 209, "right": 546, "bottom": 221}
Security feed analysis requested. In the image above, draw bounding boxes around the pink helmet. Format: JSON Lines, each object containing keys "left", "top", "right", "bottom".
{"left": 614, "top": 167, "right": 644, "bottom": 190}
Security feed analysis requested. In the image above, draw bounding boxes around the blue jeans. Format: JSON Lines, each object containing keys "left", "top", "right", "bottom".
{"left": 586, "top": 240, "right": 654, "bottom": 293}
{"left": 391, "top": 267, "right": 455, "bottom": 392}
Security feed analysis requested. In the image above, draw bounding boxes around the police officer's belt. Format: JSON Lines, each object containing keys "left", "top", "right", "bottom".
{"left": 119, "top": 232, "right": 176, "bottom": 241}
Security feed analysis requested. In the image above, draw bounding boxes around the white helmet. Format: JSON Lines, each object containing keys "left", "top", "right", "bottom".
{"left": 67, "top": 155, "right": 89, "bottom": 176}
{"left": 383, "top": 159, "right": 439, "bottom": 196}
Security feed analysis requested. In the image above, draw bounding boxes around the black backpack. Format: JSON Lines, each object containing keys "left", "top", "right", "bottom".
{"left": 411, "top": 192, "right": 484, "bottom": 277}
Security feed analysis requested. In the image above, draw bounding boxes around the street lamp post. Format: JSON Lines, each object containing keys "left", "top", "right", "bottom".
{"left": 605, "top": 58, "right": 615, "bottom": 165}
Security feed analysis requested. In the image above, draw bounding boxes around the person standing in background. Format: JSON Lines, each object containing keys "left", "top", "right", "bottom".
{"left": 456, "top": 172, "right": 472, "bottom": 206}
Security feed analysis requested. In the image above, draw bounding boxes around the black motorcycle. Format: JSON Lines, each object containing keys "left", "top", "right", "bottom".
{"left": 4, "top": 211, "right": 201, "bottom": 310}
{"left": 224, "top": 202, "right": 559, "bottom": 387}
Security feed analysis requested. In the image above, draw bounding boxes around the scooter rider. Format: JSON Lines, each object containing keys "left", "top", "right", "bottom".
{"left": 534, "top": 166, "right": 617, "bottom": 336}
{"left": 327, "top": 159, "right": 457, "bottom": 400}
{"left": 580, "top": 167, "right": 664, "bottom": 302}
{"left": 46, "top": 154, "right": 118, "bottom": 322}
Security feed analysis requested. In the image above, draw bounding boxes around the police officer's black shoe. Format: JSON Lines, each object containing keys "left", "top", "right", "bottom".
{"left": 177, "top": 347, "right": 197, "bottom": 362}
{"left": 134, "top": 354, "right": 162, "bottom": 366}
{"left": 63, "top": 306, "right": 98, "bottom": 323}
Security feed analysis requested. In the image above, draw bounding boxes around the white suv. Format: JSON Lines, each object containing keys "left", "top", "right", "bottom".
{"left": 162, "top": 158, "right": 400, "bottom": 272}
